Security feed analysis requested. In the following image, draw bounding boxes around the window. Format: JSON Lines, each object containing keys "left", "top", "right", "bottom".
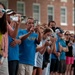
{"left": 0, "top": 0, "right": 8, "bottom": 8}
{"left": 61, "top": 0, "right": 67, "bottom": 2}
{"left": 73, "top": 8, "right": 75, "bottom": 26}
{"left": 17, "top": 1, "right": 25, "bottom": 16}
{"left": 33, "top": 3, "right": 40, "bottom": 24}
{"left": 72, "top": 0, "right": 74, "bottom": 3}
{"left": 60, "top": 7, "right": 67, "bottom": 26}
{"left": 48, "top": 6, "right": 54, "bottom": 22}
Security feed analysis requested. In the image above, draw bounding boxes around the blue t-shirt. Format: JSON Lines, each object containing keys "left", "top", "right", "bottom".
{"left": 59, "top": 39, "right": 67, "bottom": 60}
{"left": 8, "top": 29, "right": 23, "bottom": 61}
{"left": 19, "top": 30, "right": 38, "bottom": 66}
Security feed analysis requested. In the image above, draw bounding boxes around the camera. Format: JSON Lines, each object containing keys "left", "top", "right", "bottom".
{"left": 46, "top": 36, "right": 52, "bottom": 44}
{"left": 46, "top": 36, "right": 50, "bottom": 41}
{"left": 10, "top": 16, "right": 18, "bottom": 21}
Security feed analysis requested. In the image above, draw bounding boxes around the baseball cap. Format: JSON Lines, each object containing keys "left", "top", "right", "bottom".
{"left": 6, "top": 9, "right": 16, "bottom": 15}
{"left": 55, "top": 27, "right": 64, "bottom": 34}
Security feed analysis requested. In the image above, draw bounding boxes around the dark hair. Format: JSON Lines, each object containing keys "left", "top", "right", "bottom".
{"left": 64, "top": 31, "right": 70, "bottom": 35}
{"left": 0, "top": 2, "right": 7, "bottom": 34}
{"left": 43, "top": 28, "right": 52, "bottom": 34}
{"left": 48, "top": 21, "right": 56, "bottom": 27}
{"left": 27, "top": 17, "right": 34, "bottom": 21}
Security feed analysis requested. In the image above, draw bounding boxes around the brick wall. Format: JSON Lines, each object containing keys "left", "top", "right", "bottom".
{"left": 8, "top": 0, "right": 74, "bottom": 32}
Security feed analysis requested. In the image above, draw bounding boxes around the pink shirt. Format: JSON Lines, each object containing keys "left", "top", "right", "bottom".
{"left": 2, "top": 24, "right": 13, "bottom": 57}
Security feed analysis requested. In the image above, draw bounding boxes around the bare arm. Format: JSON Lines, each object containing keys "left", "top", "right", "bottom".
{"left": 59, "top": 43, "right": 68, "bottom": 52}
{"left": 36, "top": 44, "right": 46, "bottom": 54}
{"left": 10, "top": 39, "right": 21, "bottom": 47}
{"left": 36, "top": 41, "right": 51, "bottom": 54}
{"left": 35, "top": 26, "right": 42, "bottom": 44}
{"left": 8, "top": 22, "right": 19, "bottom": 38}
{"left": 20, "top": 27, "right": 34, "bottom": 41}
{"left": 20, "top": 31, "right": 32, "bottom": 41}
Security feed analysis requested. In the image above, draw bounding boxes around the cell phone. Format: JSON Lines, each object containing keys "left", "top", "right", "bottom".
{"left": 34, "top": 20, "right": 38, "bottom": 27}
{"left": 10, "top": 16, "right": 18, "bottom": 21}
{"left": 46, "top": 37, "right": 50, "bottom": 41}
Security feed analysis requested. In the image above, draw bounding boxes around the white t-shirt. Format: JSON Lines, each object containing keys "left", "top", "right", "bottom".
{"left": 34, "top": 40, "right": 45, "bottom": 68}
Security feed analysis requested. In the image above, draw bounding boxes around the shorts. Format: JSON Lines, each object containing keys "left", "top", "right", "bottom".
{"left": 0, "top": 58, "right": 9, "bottom": 75}
{"left": 34, "top": 52, "right": 43, "bottom": 68}
{"left": 72, "top": 60, "right": 75, "bottom": 68}
{"left": 58, "top": 60, "right": 66, "bottom": 73}
{"left": 50, "top": 59, "right": 59, "bottom": 72}
{"left": 66, "top": 56, "right": 74, "bottom": 64}
{"left": 18, "top": 64, "right": 33, "bottom": 75}
{"left": 42, "top": 61, "right": 48, "bottom": 70}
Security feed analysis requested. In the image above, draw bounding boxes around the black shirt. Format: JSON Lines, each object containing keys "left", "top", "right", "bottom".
{"left": 66, "top": 40, "right": 73, "bottom": 57}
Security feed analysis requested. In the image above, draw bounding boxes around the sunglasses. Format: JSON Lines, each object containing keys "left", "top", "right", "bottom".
{"left": 27, "top": 22, "right": 34, "bottom": 24}
{"left": 0, "top": 8, "right": 6, "bottom": 13}
{"left": 65, "top": 34, "right": 70, "bottom": 36}
{"left": 70, "top": 36, "right": 74, "bottom": 37}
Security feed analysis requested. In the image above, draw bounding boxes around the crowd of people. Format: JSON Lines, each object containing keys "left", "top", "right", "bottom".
{"left": 0, "top": 2, "right": 75, "bottom": 75}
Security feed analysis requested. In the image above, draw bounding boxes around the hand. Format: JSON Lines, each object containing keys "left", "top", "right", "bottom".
{"left": 68, "top": 43, "right": 72, "bottom": 46}
{"left": 10, "top": 38, "right": 21, "bottom": 47}
{"left": 10, "top": 21, "right": 16, "bottom": 27}
{"left": 15, "top": 21, "right": 20, "bottom": 27}
{"left": 30, "top": 27, "right": 35, "bottom": 33}
{"left": 34, "top": 26, "right": 41, "bottom": 33}
{"left": 56, "top": 52, "right": 60, "bottom": 57}
{"left": 45, "top": 41, "right": 51, "bottom": 46}
{"left": 0, "top": 57, "right": 4, "bottom": 65}
{"left": 0, "top": 60, "right": 3, "bottom": 65}
{"left": 2, "top": 52, "right": 6, "bottom": 58}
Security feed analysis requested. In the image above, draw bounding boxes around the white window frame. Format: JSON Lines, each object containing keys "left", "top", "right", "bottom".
{"left": 47, "top": 5, "right": 54, "bottom": 23}
{"left": 73, "top": 8, "right": 75, "bottom": 26}
{"left": 33, "top": 3, "right": 40, "bottom": 24}
{"left": 61, "top": 0, "right": 67, "bottom": 2}
{"left": 60, "top": 7, "right": 67, "bottom": 26}
{"left": 17, "top": 1, "right": 25, "bottom": 16}
{"left": 72, "top": 0, "right": 74, "bottom": 4}
{"left": 0, "top": 0, "right": 8, "bottom": 8}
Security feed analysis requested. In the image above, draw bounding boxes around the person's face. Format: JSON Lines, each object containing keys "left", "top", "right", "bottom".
{"left": 43, "top": 32, "right": 52, "bottom": 39}
{"left": 49, "top": 22, "right": 56, "bottom": 28}
{"left": 27, "top": 19, "right": 34, "bottom": 29}
{"left": 64, "top": 31, "right": 70, "bottom": 39}
{"left": 70, "top": 34, "right": 74, "bottom": 41}
{"left": 58, "top": 33, "right": 63, "bottom": 38}
{"left": 0, "top": 4, "right": 4, "bottom": 18}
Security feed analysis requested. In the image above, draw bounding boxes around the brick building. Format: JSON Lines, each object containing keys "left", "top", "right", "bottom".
{"left": 0, "top": 0, "right": 75, "bottom": 33}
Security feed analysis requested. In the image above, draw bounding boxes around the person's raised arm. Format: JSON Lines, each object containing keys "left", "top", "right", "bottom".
{"left": 35, "top": 26, "right": 41, "bottom": 44}
{"left": 7, "top": 21, "right": 19, "bottom": 38}
{"left": 20, "top": 27, "right": 34, "bottom": 41}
